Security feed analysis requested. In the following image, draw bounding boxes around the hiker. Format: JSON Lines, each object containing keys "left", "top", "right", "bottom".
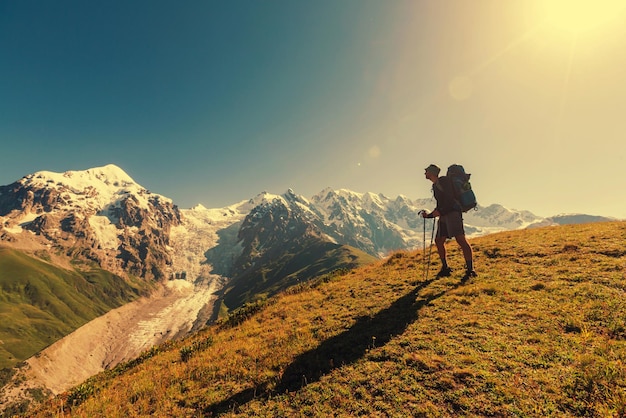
{"left": 421, "top": 164, "right": 477, "bottom": 282}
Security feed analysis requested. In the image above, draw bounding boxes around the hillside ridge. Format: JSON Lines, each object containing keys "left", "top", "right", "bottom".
{"left": 20, "top": 221, "right": 626, "bottom": 417}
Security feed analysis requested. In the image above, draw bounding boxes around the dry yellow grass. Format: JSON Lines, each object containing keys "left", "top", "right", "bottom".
{"left": 23, "top": 221, "right": 626, "bottom": 417}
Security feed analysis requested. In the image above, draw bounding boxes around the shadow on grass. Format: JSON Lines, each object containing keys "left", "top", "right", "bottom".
{"left": 204, "top": 277, "right": 458, "bottom": 415}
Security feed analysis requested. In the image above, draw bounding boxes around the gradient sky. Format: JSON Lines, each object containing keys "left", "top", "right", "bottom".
{"left": 2, "top": 1, "right": 626, "bottom": 218}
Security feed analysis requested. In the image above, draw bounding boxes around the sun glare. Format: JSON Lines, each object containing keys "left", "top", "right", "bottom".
{"left": 539, "top": 0, "right": 626, "bottom": 35}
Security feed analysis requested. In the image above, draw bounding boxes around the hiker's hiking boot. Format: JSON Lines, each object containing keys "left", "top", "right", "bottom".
{"left": 461, "top": 269, "right": 477, "bottom": 282}
{"left": 436, "top": 266, "right": 452, "bottom": 278}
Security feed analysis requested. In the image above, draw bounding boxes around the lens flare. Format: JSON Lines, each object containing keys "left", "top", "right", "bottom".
{"left": 449, "top": 76, "right": 473, "bottom": 101}
{"left": 539, "top": 0, "right": 626, "bottom": 35}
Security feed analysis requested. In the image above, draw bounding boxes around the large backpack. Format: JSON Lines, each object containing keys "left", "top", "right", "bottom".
{"left": 446, "top": 164, "right": 477, "bottom": 212}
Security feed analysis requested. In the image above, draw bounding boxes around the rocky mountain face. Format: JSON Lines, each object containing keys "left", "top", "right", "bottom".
{"left": 209, "top": 190, "right": 376, "bottom": 308}
{"left": 0, "top": 165, "right": 181, "bottom": 281}
{"left": 233, "top": 191, "right": 323, "bottom": 277}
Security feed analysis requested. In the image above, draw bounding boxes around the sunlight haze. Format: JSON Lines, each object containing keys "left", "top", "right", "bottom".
{"left": 1, "top": 0, "right": 625, "bottom": 218}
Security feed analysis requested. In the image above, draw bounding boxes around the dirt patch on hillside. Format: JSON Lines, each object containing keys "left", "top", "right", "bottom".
{"left": 0, "top": 276, "right": 221, "bottom": 411}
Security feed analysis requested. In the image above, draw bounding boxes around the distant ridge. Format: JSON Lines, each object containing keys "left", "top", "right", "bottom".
{"left": 528, "top": 213, "right": 615, "bottom": 227}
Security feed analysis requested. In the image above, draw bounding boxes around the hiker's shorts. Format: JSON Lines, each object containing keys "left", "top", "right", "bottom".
{"left": 437, "top": 211, "right": 465, "bottom": 239}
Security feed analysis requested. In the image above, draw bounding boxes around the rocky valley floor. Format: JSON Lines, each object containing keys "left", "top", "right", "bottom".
{"left": 0, "top": 276, "right": 221, "bottom": 412}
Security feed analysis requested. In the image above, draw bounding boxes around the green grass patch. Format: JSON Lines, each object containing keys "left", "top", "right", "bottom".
{"left": 0, "top": 247, "right": 148, "bottom": 370}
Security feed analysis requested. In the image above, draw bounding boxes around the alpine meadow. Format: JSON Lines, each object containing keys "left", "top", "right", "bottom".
{"left": 21, "top": 221, "right": 626, "bottom": 417}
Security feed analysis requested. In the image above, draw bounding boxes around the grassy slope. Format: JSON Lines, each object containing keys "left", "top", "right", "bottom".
{"left": 222, "top": 241, "right": 378, "bottom": 310}
{"left": 0, "top": 247, "right": 149, "bottom": 371}
{"left": 30, "top": 222, "right": 626, "bottom": 417}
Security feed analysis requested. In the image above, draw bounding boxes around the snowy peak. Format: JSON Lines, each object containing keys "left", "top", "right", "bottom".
{"left": 311, "top": 188, "right": 386, "bottom": 213}
{"left": 462, "top": 203, "right": 541, "bottom": 230}
{"left": 247, "top": 189, "right": 301, "bottom": 207}
{"left": 85, "top": 164, "right": 137, "bottom": 185}
{"left": 25, "top": 164, "right": 137, "bottom": 191}
{"left": 18, "top": 164, "right": 171, "bottom": 213}
{"left": 189, "top": 203, "right": 208, "bottom": 211}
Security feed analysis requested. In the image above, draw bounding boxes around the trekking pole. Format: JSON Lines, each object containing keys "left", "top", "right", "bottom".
{"left": 422, "top": 214, "right": 427, "bottom": 280}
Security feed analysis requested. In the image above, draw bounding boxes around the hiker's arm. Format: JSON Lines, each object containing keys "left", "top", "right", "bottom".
{"left": 422, "top": 209, "right": 440, "bottom": 218}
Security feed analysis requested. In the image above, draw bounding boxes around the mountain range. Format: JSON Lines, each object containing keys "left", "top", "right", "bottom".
{"left": 0, "top": 164, "right": 616, "bottom": 413}
{"left": 0, "top": 164, "right": 615, "bottom": 315}
{"left": 0, "top": 164, "right": 613, "bottom": 280}
{"left": 1, "top": 163, "right": 616, "bottom": 291}
{"left": 0, "top": 166, "right": 558, "bottom": 307}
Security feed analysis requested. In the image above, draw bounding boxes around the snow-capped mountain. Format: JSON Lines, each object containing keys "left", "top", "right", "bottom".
{"left": 168, "top": 192, "right": 287, "bottom": 282}
{"left": 0, "top": 164, "right": 181, "bottom": 280}
{"left": 309, "top": 188, "right": 429, "bottom": 255}
{"left": 207, "top": 187, "right": 546, "bottom": 261}
{"left": 209, "top": 189, "right": 377, "bottom": 308}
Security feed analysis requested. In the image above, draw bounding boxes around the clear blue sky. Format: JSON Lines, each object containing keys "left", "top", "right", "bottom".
{"left": 2, "top": 1, "right": 626, "bottom": 218}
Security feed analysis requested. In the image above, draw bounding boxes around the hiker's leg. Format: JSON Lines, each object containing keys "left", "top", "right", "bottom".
{"left": 434, "top": 235, "right": 452, "bottom": 277}
{"left": 433, "top": 218, "right": 452, "bottom": 277}
{"left": 434, "top": 217, "right": 449, "bottom": 268}
{"left": 435, "top": 235, "right": 447, "bottom": 266}
{"left": 455, "top": 234, "right": 473, "bottom": 271}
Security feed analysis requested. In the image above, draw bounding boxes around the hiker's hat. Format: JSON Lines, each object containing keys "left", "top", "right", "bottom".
{"left": 425, "top": 164, "right": 440, "bottom": 175}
